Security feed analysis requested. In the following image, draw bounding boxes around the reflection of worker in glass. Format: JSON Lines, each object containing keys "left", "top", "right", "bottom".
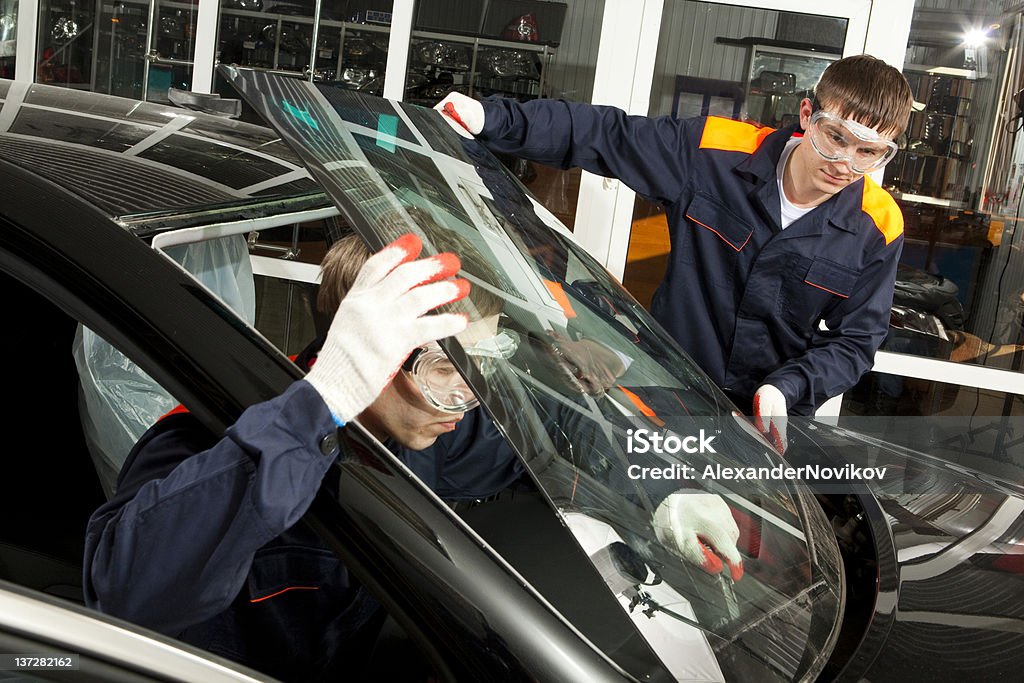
{"left": 450, "top": 133, "right": 631, "bottom": 398}
{"left": 438, "top": 55, "right": 914, "bottom": 454}
{"left": 423, "top": 136, "right": 742, "bottom": 585}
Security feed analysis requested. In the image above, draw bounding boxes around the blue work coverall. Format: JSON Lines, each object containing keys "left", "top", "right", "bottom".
{"left": 84, "top": 373, "right": 522, "bottom": 681}
{"left": 477, "top": 99, "right": 904, "bottom": 416}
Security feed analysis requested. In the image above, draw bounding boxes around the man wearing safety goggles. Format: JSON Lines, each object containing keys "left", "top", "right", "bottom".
{"left": 312, "top": 233, "right": 520, "bottom": 461}
{"left": 315, "top": 235, "right": 742, "bottom": 584}
{"left": 86, "top": 232, "right": 487, "bottom": 682}
{"left": 437, "top": 55, "right": 913, "bottom": 453}
{"left": 401, "top": 333, "right": 518, "bottom": 415}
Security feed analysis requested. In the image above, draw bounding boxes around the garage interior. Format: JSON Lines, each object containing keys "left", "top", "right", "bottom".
{"left": 1, "top": 2, "right": 1024, "bottom": 681}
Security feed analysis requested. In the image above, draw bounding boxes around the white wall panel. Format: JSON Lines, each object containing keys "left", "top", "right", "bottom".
{"left": 572, "top": 0, "right": 664, "bottom": 275}
{"left": 192, "top": 0, "right": 219, "bottom": 93}
{"left": 384, "top": 0, "right": 415, "bottom": 100}
{"left": 14, "top": 0, "right": 37, "bottom": 82}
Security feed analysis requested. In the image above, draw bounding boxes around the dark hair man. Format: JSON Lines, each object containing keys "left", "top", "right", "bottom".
{"left": 437, "top": 54, "right": 914, "bottom": 453}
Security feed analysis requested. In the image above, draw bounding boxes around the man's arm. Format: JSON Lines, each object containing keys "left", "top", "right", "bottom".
{"left": 84, "top": 382, "right": 338, "bottom": 634}
{"left": 84, "top": 233, "right": 470, "bottom": 635}
{"left": 764, "top": 236, "right": 903, "bottom": 413}
{"left": 440, "top": 94, "right": 698, "bottom": 205}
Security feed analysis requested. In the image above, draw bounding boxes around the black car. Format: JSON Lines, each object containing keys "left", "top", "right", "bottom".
{"left": 0, "top": 74, "right": 1021, "bottom": 682}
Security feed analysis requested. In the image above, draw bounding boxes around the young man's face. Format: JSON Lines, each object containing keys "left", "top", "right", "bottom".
{"left": 357, "top": 315, "right": 500, "bottom": 451}
{"left": 791, "top": 98, "right": 898, "bottom": 202}
{"left": 358, "top": 370, "right": 466, "bottom": 450}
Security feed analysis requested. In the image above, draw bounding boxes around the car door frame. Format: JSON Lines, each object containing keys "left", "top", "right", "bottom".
{"left": 0, "top": 580, "right": 276, "bottom": 683}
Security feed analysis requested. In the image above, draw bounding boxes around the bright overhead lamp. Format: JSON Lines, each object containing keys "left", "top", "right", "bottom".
{"left": 962, "top": 28, "right": 989, "bottom": 48}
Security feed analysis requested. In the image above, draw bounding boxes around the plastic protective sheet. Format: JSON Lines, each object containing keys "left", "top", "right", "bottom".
{"left": 74, "top": 235, "right": 256, "bottom": 496}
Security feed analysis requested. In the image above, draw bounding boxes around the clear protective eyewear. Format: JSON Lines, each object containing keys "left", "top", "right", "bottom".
{"left": 403, "top": 330, "right": 520, "bottom": 414}
{"left": 807, "top": 110, "right": 899, "bottom": 174}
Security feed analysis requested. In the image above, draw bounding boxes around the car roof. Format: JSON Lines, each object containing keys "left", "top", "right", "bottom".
{"left": 0, "top": 79, "right": 330, "bottom": 236}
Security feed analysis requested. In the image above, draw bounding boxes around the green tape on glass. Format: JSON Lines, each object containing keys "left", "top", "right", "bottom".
{"left": 281, "top": 99, "right": 320, "bottom": 131}
{"left": 377, "top": 114, "right": 398, "bottom": 153}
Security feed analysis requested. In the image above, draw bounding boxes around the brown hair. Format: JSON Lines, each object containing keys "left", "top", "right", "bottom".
{"left": 814, "top": 54, "right": 914, "bottom": 137}
{"left": 317, "top": 233, "right": 371, "bottom": 315}
{"left": 317, "top": 227, "right": 505, "bottom": 320}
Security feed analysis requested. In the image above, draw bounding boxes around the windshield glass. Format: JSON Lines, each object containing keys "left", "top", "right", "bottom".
{"left": 224, "top": 66, "right": 844, "bottom": 682}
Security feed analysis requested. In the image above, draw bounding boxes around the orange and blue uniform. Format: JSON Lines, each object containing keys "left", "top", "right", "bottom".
{"left": 478, "top": 99, "right": 904, "bottom": 416}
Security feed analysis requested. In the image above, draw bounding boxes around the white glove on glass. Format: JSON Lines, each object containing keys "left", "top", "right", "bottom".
{"left": 753, "top": 384, "right": 788, "bottom": 454}
{"left": 305, "top": 233, "right": 469, "bottom": 424}
{"left": 653, "top": 492, "right": 743, "bottom": 581}
{"left": 434, "top": 92, "right": 485, "bottom": 137}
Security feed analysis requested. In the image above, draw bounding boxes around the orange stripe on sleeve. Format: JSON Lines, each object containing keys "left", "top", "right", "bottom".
{"left": 249, "top": 586, "right": 319, "bottom": 603}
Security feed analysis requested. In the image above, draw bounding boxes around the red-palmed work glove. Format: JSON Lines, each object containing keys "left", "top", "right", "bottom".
{"left": 653, "top": 492, "right": 743, "bottom": 581}
{"left": 434, "top": 92, "right": 485, "bottom": 137}
{"left": 305, "top": 233, "right": 469, "bottom": 425}
{"left": 753, "top": 384, "right": 788, "bottom": 454}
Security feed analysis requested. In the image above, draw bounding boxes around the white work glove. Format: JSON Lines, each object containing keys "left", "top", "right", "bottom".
{"left": 305, "top": 233, "right": 469, "bottom": 424}
{"left": 654, "top": 492, "right": 743, "bottom": 581}
{"left": 434, "top": 92, "right": 485, "bottom": 138}
{"left": 753, "top": 384, "right": 788, "bottom": 454}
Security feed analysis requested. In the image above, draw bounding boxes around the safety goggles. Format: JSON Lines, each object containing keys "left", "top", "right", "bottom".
{"left": 807, "top": 110, "right": 899, "bottom": 174}
{"left": 402, "top": 330, "right": 519, "bottom": 413}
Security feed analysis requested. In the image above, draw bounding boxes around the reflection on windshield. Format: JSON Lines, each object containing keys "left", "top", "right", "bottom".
{"left": 224, "top": 66, "right": 843, "bottom": 683}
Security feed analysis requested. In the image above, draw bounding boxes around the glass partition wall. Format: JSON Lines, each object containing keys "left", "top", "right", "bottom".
{"left": 34, "top": 0, "right": 199, "bottom": 100}
{"left": 216, "top": 0, "right": 392, "bottom": 89}
{"left": 32, "top": 1, "right": 392, "bottom": 102}
{"left": 403, "top": 0, "right": 600, "bottom": 231}
{"left": 843, "top": 2, "right": 1024, "bottom": 426}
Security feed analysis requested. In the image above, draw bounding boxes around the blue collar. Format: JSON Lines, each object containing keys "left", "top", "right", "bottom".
{"left": 732, "top": 123, "right": 865, "bottom": 235}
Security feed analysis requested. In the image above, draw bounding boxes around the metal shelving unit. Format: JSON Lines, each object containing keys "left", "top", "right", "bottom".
{"left": 405, "top": 29, "right": 553, "bottom": 105}
{"left": 884, "top": 66, "right": 987, "bottom": 206}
